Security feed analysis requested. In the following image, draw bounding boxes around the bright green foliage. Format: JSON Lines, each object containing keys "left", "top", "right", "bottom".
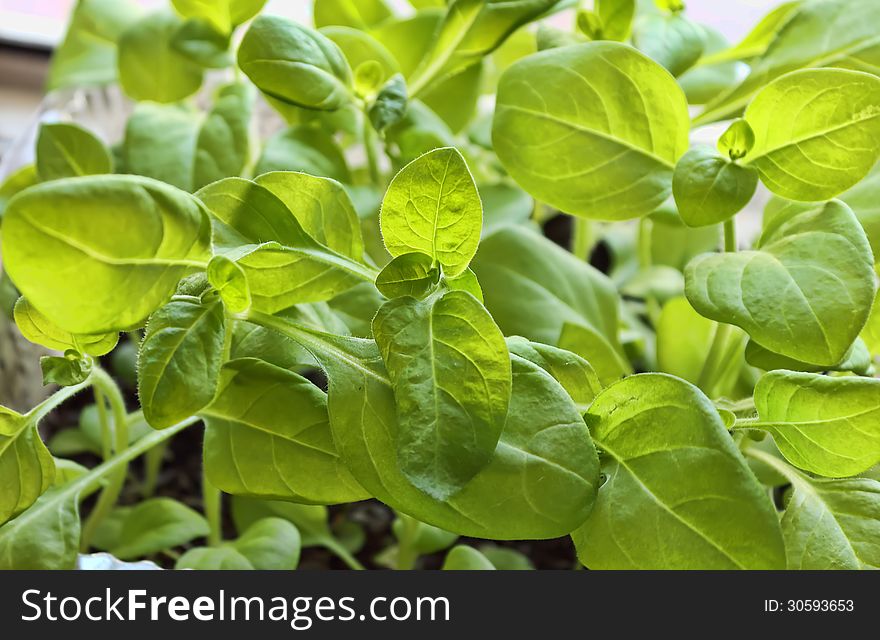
{"left": 171, "top": 0, "right": 266, "bottom": 35}
{"left": 0, "top": 407, "right": 56, "bottom": 525}
{"left": 375, "top": 252, "right": 439, "bottom": 299}
{"left": 238, "top": 15, "right": 353, "bottom": 111}
{"left": 493, "top": 42, "right": 690, "bottom": 220}
{"left": 381, "top": 147, "right": 482, "bottom": 277}
{"left": 124, "top": 83, "right": 254, "bottom": 192}
{"left": 697, "top": 0, "right": 880, "bottom": 125}
{"left": 2, "top": 175, "right": 213, "bottom": 334}
{"left": 743, "top": 69, "right": 880, "bottom": 201}
{"left": 686, "top": 201, "right": 876, "bottom": 366}
{"left": 633, "top": 13, "right": 704, "bottom": 77}
{"left": 673, "top": 146, "right": 758, "bottom": 227}
{"left": 374, "top": 290, "right": 512, "bottom": 499}
{"left": 6, "top": 0, "right": 880, "bottom": 573}
{"left": 202, "top": 358, "right": 367, "bottom": 503}
{"left": 92, "top": 498, "right": 209, "bottom": 559}
{"left": 573, "top": 375, "right": 785, "bottom": 569}
{"left": 14, "top": 298, "right": 118, "bottom": 357}
{"left": 442, "top": 545, "right": 495, "bottom": 570}
{"left": 138, "top": 297, "right": 226, "bottom": 429}
{"left": 749, "top": 371, "right": 880, "bottom": 478}
{"left": 36, "top": 123, "right": 113, "bottom": 181}
{"left": 47, "top": 0, "right": 141, "bottom": 90}
{"left": 117, "top": 11, "right": 204, "bottom": 103}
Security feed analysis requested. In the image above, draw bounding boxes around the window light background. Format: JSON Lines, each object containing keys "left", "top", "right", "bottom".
{"left": 0, "top": 0, "right": 786, "bottom": 47}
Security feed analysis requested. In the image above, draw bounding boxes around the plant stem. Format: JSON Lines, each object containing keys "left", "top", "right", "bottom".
{"left": 203, "top": 469, "right": 223, "bottom": 546}
{"left": 25, "top": 377, "right": 92, "bottom": 425}
{"left": 696, "top": 216, "right": 740, "bottom": 395}
{"left": 141, "top": 440, "right": 167, "bottom": 498}
{"left": 572, "top": 218, "right": 595, "bottom": 262}
{"left": 638, "top": 216, "right": 653, "bottom": 270}
{"left": 324, "top": 540, "right": 366, "bottom": 571}
{"left": 395, "top": 515, "right": 420, "bottom": 570}
{"left": 94, "top": 388, "right": 112, "bottom": 461}
{"left": 724, "top": 216, "right": 737, "bottom": 252}
{"left": 362, "top": 110, "right": 384, "bottom": 186}
{"left": 80, "top": 368, "right": 130, "bottom": 551}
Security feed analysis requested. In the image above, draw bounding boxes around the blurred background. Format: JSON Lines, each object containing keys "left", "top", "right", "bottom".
{"left": 0, "top": 0, "right": 784, "bottom": 156}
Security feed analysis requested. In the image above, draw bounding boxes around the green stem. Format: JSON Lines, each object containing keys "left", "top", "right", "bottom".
{"left": 696, "top": 216, "right": 740, "bottom": 394}
{"left": 141, "top": 440, "right": 167, "bottom": 498}
{"left": 94, "top": 388, "right": 112, "bottom": 461}
{"left": 724, "top": 216, "right": 737, "bottom": 252}
{"left": 362, "top": 109, "right": 384, "bottom": 186}
{"left": 3, "top": 418, "right": 199, "bottom": 556}
{"left": 80, "top": 368, "right": 130, "bottom": 551}
{"left": 638, "top": 217, "right": 653, "bottom": 270}
{"left": 572, "top": 218, "right": 595, "bottom": 261}
{"left": 324, "top": 540, "right": 366, "bottom": 571}
{"left": 203, "top": 469, "right": 223, "bottom": 546}
{"left": 25, "top": 377, "right": 92, "bottom": 424}
{"left": 395, "top": 515, "right": 420, "bottom": 570}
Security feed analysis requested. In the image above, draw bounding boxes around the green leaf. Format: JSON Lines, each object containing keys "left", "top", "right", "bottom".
{"left": 381, "top": 147, "right": 482, "bottom": 277}
{"left": 14, "top": 298, "right": 118, "bottom": 356}
{"left": 36, "top": 123, "right": 112, "bottom": 181}
{"left": 442, "top": 545, "right": 495, "bottom": 569}
{"left": 373, "top": 290, "right": 512, "bottom": 499}
{"left": 572, "top": 374, "right": 785, "bottom": 569}
{"left": 632, "top": 13, "right": 704, "bottom": 77}
{"left": 321, "top": 26, "right": 401, "bottom": 83}
{"left": 678, "top": 26, "right": 740, "bottom": 106}
{"left": 174, "top": 516, "right": 300, "bottom": 570}
{"left": 747, "top": 447, "right": 880, "bottom": 569}
{"left": 139, "top": 297, "right": 226, "bottom": 430}
{"left": 254, "top": 171, "right": 364, "bottom": 261}
{"left": 253, "top": 321, "right": 599, "bottom": 539}
{"left": 557, "top": 322, "right": 632, "bottom": 387}
{"left": 202, "top": 358, "right": 367, "bottom": 504}
{"left": 685, "top": 200, "right": 876, "bottom": 366}
{"left": 472, "top": 225, "right": 627, "bottom": 364}
{"left": 231, "top": 497, "right": 356, "bottom": 561}
{"left": 506, "top": 336, "right": 601, "bottom": 411}
{"left": 118, "top": 11, "right": 204, "bottom": 103}
{"left": 227, "top": 517, "right": 301, "bottom": 569}
{"left": 95, "top": 498, "right": 209, "bottom": 559}
{"left": 0, "top": 165, "right": 39, "bottom": 220}
{"left": 2, "top": 175, "right": 213, "bottom": 335}
{"left": 697, "top": 0, "right": 880, "bottom": 125}
{"left": 207, "top": 255, "right": 251, "bottom": 313}
{"left": 392, "top": 512, "right": 458, "bottom": 553}
{"left": 47, "top": 0, "right": 141, "bottom": 90}
{"left": 717, "top": 118, "right": 755, "bottom": 161}
{"left": 238, "top": 15, "right": 353, "bottom": 111}
{"left": 697, "top": 1, "right": 801, "bottom": 66}
{"left": 747, "top": 370, "right": 880, "bottom": 478}
{"left": 596, "top": 0, "right": 635, "bottom": 42}
{"left": 479, "top": 183, "right": 533, "bottom": 235}
{"left": 493, "top": 42, "right": 690, "bottom": 220}
{"left": 255, "top": 126, "right": 351, "bottom": 181}
{"left": 421, "top": 62, "right": 483, "bottom": 133}
{"left": 41, "top": 353, "right": 93, "bottom": 387}
{"left": 314, "top": 0, "right": 393, "bottom": 30}
{"left": 171, "top": 0, "right": 266, "bottom": 35}
{"left": 171, "top": 18, "right": 232, "bottom": 68}
{"left": 745, "top": 338, "right": 873, "bottom": 376}
{"left": 656, "top": 296, "right": 718, "bottom": 385}
{"left": 370, "top": 74, "right": 409, "bottom": 132}
{"left": 672, "top": 146, "right": 758, "bottom": 227}
{"left": 124, "top": 84, "right": 254, "bottom": 192}
{"left": 371, "top": 11, "right": 444, "bottom": 79}
{"left": 742, "top": 69, "right": 880, "bottom": 201}
{"left": 410, "top": 0, "right": 562, "bottom": 94}
{"left": 375, "top": 252, "right": 439, "bottom": 299}
{"left": 0, "top": 406, "right": 56, "bottom": 525}
{"left": 176, "top": 546, "right": 252, "bottom": 569}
